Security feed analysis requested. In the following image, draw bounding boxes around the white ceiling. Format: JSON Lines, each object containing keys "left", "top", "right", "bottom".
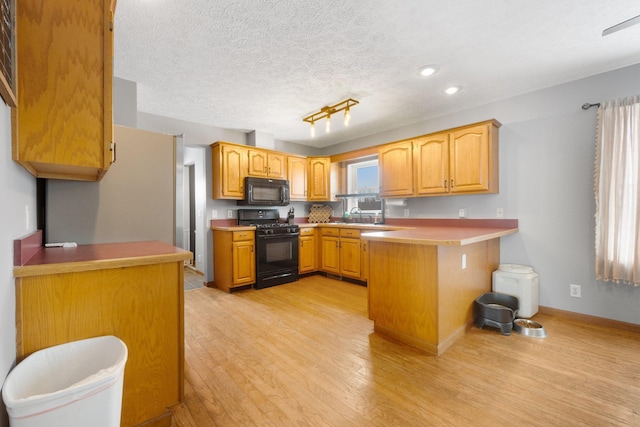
{"left": 113, "top": 1, "right": 640, "bottom": 148}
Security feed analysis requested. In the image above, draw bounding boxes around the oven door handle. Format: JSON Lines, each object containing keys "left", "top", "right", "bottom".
{"left": 257, "top": 233, "right": 300, "bottom": 239}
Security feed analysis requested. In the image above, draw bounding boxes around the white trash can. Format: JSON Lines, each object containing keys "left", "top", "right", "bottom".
{"left": 2, "top": 335, "right": 128, "bottom": 427}
{"left": 492, "top": 264, "right": 539, "bottom": 318}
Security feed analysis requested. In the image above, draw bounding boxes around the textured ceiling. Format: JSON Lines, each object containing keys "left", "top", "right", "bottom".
{"left": 114, "top": 1, "right": 640, "bottom": 148}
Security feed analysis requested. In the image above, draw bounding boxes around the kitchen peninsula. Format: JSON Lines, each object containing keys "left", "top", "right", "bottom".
{"left": 362, "top": 219, "right": 518, "bottom": 355}
{"left": 13, "top": 236, "right": 192, "bottom": 427}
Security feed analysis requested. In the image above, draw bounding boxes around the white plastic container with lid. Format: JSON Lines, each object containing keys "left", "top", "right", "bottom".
{"left": 492, "top": 264, "right": 539, "bottom": 318}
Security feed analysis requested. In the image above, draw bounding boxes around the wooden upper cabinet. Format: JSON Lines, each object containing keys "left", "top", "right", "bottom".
{"left": 287, "top": 155, "right": 307, "bottom": 200}
{"left": 211, "top": 142, "right": 248, "bottom": 199}
{"left": 414, "top": 133, "right": 450, "bottom": 195}
{"left": 13, "top": 0, "right": 116, "bottom": 181}
{"left": 248, "top": 149, "right": 286, "bottom": 178}
{"left": 449, "top": 123, "right": 497, "bottom": 194}
{"left": 379, "top": 141, "right": 414, "bottom": 197}
{"left": 307, "top": 157, "right": 331, "bottom": 201}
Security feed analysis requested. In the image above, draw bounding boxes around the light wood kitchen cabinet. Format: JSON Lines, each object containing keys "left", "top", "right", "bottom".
{"left": 211, "top": 142, "right": 248, "bottom": 199}
{"left": 13, "top": 0, "right": 116, "bottom": 181}
{"left": 379, "top": 141, "right": 414, "bottom": 197}
{"left": 448, "top": 122, "right": 498, "bottom": 194}
{"left": 248, "top": 149, "right": 286, "bottom": 178}
{"left": 339, "top": 228, "right": 361, "bottom": 279}
{"left": 288, "top": 155, "right": 308, "bottom": 200}
{"left": 319, "top": 227, "right": 362, "bottom": 279}
{"left": 361, "top": 239, "right": 369, "bottom": 282}
{"left": 320, "top": 228, "right": 341, "bottom": 274}
{"left": 381, "top": 119, "right": 500, "bottom": 198}
{"left": 307, "top": 157, "right": 331, "bottom": 201}
{"left": 299, "top": 227, "right": 317, "bottom": 273}
{"left": 414, "top": 133, "right": 450, "bottom": 194}
{"left": 213, "top": 229, "right": 255, "bottom": 292}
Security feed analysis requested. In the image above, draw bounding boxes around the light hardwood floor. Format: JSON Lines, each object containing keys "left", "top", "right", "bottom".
{"left": 173, "top": 275, "right": 640, "bottom": 426}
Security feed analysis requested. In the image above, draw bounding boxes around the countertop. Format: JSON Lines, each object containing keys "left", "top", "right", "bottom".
{"left": 209, "top": 218, "right": 518, "bottom": 246}
{"left": 14, "top": 240, "right": 193, "bottom": 277}
{"left": 361, "top": 226, "right": 518, "bottom": 246}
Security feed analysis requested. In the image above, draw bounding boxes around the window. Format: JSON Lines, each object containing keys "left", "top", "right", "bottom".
{"left": 345, "top": 159, "right": 382, "bottom": 213}
{"left": 594, "top": 96, "right": 640, "bottom": 285}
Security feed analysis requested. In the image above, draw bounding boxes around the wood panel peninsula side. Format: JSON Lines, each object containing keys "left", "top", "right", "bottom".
{"left": 362, "top": 221, "right": 518, "bottom": 355}
{"left": 13, "top": 240, "right": 192, "bottom": 427}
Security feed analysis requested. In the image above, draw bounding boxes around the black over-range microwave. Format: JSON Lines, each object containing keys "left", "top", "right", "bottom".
{"left": 237, "top": 177, "right": 290, "bottom": 206}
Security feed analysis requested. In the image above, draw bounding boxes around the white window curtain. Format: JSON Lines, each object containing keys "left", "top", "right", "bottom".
{"left": 594, "top": 96, "right": 640, "bottom": 286}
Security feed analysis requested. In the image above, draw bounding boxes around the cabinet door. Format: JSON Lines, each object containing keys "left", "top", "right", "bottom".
{"left": 361, "top": 240, "right": 369, "bottom": 282}
{"left": 307, "top": 157, "right": 331, "bottom": 201}
{"left": 267, "top": 152, "right": 286, "bottom": 178}
{"left": 232, "top": 240, "right": 255, "bottom": 285}
{"left": 414, "top": 134, "right": 450, "bottom": 195}
{"left": 288, "top": 156, "right": 307, "bottom": 200}
{"left": 13, "top": 0, "right": 115, "bottom": 181}
{"left": 248, "top": 149, "right": 269, "bottom": 177}
{"left": 299, "top": 234, "right": 316, "bottom": 273}
{"left": 340, "top": 238, "right": 361, "bottom": 278}
{"left": 320, "top": 235, "right": 340, "bottom": 274}
{"left": 449, "top": 124, "right": 490, "bottom": 193}
{"left": 379, "top": 141, "right": 414, "bottom": 197}
{"left": 220, "top": 145, "right": 248, "bottom": 198}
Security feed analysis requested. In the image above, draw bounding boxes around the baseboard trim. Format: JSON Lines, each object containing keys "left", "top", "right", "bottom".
{"left": 539, "top": 306, "right": 640, "bottom": 334}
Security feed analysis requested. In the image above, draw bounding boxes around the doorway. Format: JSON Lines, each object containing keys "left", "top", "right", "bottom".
{"left": 183, "top": 163, "right": 196, "bottom": 266}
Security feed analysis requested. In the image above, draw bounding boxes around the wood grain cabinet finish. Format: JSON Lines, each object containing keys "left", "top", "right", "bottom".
{"left": 287, "top": 155, "right": 308, "bottom": 200}
{"left": 211, "top": 142, "right": 248, "bottom": 199}
{"left": 15, "top": 260, "right": 185, "bottom": 427}
{"left": 307, "top": 157, "right": 331, "bottom": 201}
{"left": 381, "top": 119, "right": 500, "bottom": 198}
{"left": 367, "top": 238, "right": 500, "bottom": 355}
{"left": 13, "top": 0, "right": 116, "bottom": 181}
{"left": 213, "top": 229, "right": 255, "bottom": 292}
{"left": 248, "top": 149, "right": 286, "bottom": 179}
{"left": 379, "top": 141, "right": 414, "bottom": 197}
{"left": 299, "top": 227, "right": 317, "bottom": 273}
{"left": 319, "top": 227, "right": 362, "bottom": 279}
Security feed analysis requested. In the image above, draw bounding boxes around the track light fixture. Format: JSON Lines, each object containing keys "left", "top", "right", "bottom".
{"left": 303, "top": 98, "right": 359, "bottom": 137}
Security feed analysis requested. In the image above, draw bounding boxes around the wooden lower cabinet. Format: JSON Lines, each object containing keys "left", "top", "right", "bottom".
{"left": 367, "top": 238, "right": 500, "bottom": 355}
{"left": 15, "top": 261, "right": 186, "bottom": 427}
{"left": 299, "top": 227, "right": 317, "bottom": 273}
{"left": 213, "top": 229, "right": 256, "bottom": 292}
{"left": 319, "top": 228, "right": 362, "bottom": 280}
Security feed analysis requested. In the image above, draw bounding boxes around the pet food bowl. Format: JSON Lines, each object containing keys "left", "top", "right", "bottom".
{"left": 513, "top": 318, "right": 547, "bottom": 338}
{"left": 474, "top": 292, "right": 519, "bottom": 335}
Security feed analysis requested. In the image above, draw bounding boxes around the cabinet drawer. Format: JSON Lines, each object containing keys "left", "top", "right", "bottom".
{"left": 233, "top": 231, "right": 254, "bottom": 241}
{"left": 340, "top": 229, "right": 361, "bottom": 238}
{"left": 320, "top": 228, "right": 340, "bottom": 237}
{"left": 299, "top": 227, "right": 315, "bottom": 236}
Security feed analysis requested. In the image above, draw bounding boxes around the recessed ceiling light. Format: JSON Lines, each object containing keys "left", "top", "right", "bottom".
{"left": 444, "top": 86, "right": 460, "bottom": 95}
{"left": 418, "top": 65, "right": 437, "bottom": 77}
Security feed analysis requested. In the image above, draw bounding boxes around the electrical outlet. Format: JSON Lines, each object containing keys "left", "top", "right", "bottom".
{"left": 384, "top": 209, "right": 390, "bottom": 217}
{"left": 461, "top": 253, "right": 467, "bottom": 269}
{"left": 197, "top": 254, "right": 202, "bottom": 263}
{"left": 458, "top": 208, "right": 466, "bottom": 218}
{"left": 496, "top": 207, "right": 504, "bottom": 218}
{"left": 227, "top": 209, "right": 233, "bottom": 218}
{"left": 211, "top": 210, "right": 218, "bottom": 219}
{"left": 404, "top": 208, "right": 410, "bottom": 217}
{"left": 570, "top": 284, "right": 581, "bottom": 298}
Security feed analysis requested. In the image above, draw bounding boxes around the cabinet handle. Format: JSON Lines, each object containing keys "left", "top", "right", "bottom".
{"left": 451, "top": 179, "right": 455, "bottom": 188}
{"left": 444, "top": 180, "right": 448, "bottom": 189}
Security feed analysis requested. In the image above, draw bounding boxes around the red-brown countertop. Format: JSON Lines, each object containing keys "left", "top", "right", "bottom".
{"left": 361, "top": 226, "right": 518, "bottom": 246}
{"left": 14, "top": 240, "right": 192, "bottom": 277}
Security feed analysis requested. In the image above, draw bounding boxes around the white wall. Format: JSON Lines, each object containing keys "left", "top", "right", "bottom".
{"left": 325, "top": 63, "right": 640, "bottom": 325}
{"left": 0, "top": 103, "right": 38, "bottom": 426}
